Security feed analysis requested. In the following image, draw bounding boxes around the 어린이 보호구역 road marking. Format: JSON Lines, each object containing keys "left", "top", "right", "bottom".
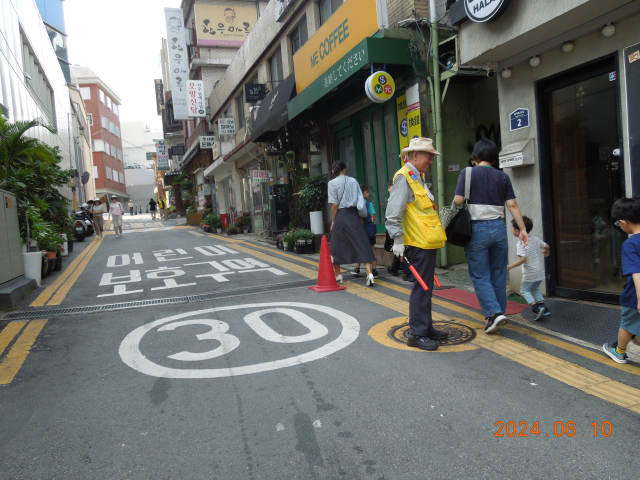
{"left": 46, "top": 235, "right": 104, "bottom": 306}
{"left": 0, "top": 319, "right": 47, "bottom": 385}
{"left": 30, "top": 235, "right": 101, "bottom": 307}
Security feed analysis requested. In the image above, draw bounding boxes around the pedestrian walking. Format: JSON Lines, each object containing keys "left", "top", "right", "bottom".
{"left": 507, "top": 216, "right": 551, "bottom": 321}
{"left": 149, "top": 198, "right": 157, "bottom": 220}
{"left": 454, "top": 139, "right": 528, "bottom": 334}
{"left": 384, "top": 180, "right": 412, "bottom": 282}
{"left": 109, "top": 195, "right": 124, "bottom": 238}
{"left": 603, "top": 198, "right": 640, "bottom": 364}
{"left": 158, "top": 197, "right": 166, "bottom": 220}
{"left": 328, "top": 161, "right": 376, "bottom": 286}
{"left": 352, "top": 185, "right": 379, "bottom": 279}
{"left": 128, "top": 199, "right": 134, "bottom": 215}
{"left": 91, "top": 198, "right": 106, "bottom": 239}
{"left": 386, "top": 137, "right": 448, "bottom": 351}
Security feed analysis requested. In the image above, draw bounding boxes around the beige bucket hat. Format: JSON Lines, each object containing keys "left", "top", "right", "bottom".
{"left": 400, "top": 137, "right": 441, "bottom": 156}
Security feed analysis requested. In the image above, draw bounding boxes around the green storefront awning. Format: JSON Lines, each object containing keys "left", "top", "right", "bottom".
{"left": 287, "top": 37, "right": 413, "bottom": 120}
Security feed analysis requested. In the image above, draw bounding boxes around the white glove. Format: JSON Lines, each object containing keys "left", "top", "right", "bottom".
{"left": 392, "top": 239, "right": 405, "bottom": 258}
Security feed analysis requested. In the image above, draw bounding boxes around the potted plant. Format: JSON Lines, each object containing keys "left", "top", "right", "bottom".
{"left": 210, "top": 213, "right": 222, "bottom": 233}
{"left": 240, "top": 213, "right": 251, "bottom": 233}
{"left": 227, "top": 225, "right": 237, "bottom": 235}
{"left": 294, "top": 229, "right": 315, "bottom": 254}
{"left": 283, "top": 232, "right": 294, "bottom": 251}
{"left": 298, "top": 175, "right": 328, "bottom": 234}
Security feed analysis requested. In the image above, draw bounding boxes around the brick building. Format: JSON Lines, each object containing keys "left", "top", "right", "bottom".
{"left": 71, "top": 66, "right": 129, "bottom": 203}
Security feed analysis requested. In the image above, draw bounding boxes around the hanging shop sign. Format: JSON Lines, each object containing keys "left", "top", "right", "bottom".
{"left": 396, "top": 95, "right": 409, "bottom": 164}
{"left": 187, "top": 80, "right": 206, "bottom": 117}
{"left": 200, "top": 136, "right": 216, "bottom": 149}
{"left": 365, "top": 71, "right": 395, "bottom": 103}
{"left": 292, "top": 0, "right": 379, "bottom": 94}
{"left": 509, "top": 108, "right": 530, "bottom": 131}
{"left": 406, "top": 84, "right": 421, "bottom": 141}
{"left": 194, "top": 5, "right": 256, "bottom": 47}
{"left": 154, "top": 79, "right": 164, "bottom": 115}
{"left": 155, "top": 139, "right": 170, "bottom": 171}
{"left": 218, "top": 118, "right": 236, "bottom": 135}
{"left": 464, "top": 0, "right": 512, "bottom": 23}
{"left": 164, "top": 8, "right": 189, "bottom": 120}
{"left": 245, "top": 83, "right": 266, "bottom": 103}
{"left": 252, "top": 170, "right": 269, "bottom": 182}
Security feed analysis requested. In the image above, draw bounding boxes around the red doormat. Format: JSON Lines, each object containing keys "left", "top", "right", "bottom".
{"left": 433, "top": 288, "right": 528, "bottom": 315}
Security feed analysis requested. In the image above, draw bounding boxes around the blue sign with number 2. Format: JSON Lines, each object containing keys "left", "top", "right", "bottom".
{"left": 510, "top": 108, "right": 530, "bottom": 131}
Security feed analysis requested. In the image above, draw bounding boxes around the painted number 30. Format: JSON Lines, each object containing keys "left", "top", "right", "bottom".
{"left": 119, "top": 303, "right": 360, "bottom": 379}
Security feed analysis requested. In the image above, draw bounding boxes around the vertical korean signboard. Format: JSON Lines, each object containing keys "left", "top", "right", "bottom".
{"left": 164, "top": 8, "right": 189, "bottom": 120}
{"left": 155, "top": 139, "right": 169, "bottom": 170}
{"left": 406, "top": 84, "right": 421, "bottom": 142}
{"left": 187, "top": 80, "right": 206, "bottom": 117}
{"left": 154, "top": 79, "right": 164, "bottom": 115}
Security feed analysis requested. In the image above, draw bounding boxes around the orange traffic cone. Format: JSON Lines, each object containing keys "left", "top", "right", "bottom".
{"left": 310, "top": 235, "right": 347, "bottom": 292}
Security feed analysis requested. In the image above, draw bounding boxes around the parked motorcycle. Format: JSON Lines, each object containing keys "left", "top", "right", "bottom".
{"left": 73, "top": 208, "right": 94, "bottom": 241}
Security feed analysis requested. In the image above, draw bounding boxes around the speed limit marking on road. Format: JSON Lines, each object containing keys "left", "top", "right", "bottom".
{"left": 119, "top": 302, "right": 360, "bottom": 378}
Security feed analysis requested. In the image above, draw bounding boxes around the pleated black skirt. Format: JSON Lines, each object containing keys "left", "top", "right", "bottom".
{"left": 329, "top": 207, "right": 376, "bottom": 265}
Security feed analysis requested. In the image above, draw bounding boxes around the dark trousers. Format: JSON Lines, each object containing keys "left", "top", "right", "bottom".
{"left": 390, "top": 256, "right": 410, "bottom": 275}
{"left": 407, "top": 247, "right": 437, "bottom": 337}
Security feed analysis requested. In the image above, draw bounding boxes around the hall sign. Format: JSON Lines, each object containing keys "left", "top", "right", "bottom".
{"left": 365, "top": 71, "right": 395, "bottom": 103}
{"left": 292, "top": 0, "right": 379, "bottom": 94}
{"left": 464, "top": 0, "right": 512, "bottom": 23}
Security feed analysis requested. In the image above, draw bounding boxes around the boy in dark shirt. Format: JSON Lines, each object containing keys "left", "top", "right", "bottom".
{"left": 603, "top": 198, "right": 640, "bottom": 364}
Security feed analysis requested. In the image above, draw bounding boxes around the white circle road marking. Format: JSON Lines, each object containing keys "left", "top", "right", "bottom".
{"left": 119, "top": 302, "right": 360, "bottom": 379}
{"left": 158, "top": 319, "right": 240, "bottom": 361}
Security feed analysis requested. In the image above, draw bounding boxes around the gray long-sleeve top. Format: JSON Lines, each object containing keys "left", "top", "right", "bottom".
{"left": 385, "top": 162, "right": 435, "bottom": 242}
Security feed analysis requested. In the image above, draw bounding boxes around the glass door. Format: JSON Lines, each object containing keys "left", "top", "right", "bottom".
{"left": 543, "top": 58, "right": 625, "bottom": 300}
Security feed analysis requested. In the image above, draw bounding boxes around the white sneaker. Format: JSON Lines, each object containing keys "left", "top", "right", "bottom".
{"left": 485, "top": 313, "right": 508, "bottom": 334}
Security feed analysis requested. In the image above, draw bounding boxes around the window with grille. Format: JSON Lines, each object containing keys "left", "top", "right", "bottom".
{"left": 291, "top": 17, "right": 308, "bottom": 57}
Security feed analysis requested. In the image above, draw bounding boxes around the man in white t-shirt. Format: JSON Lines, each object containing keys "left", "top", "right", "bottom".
{"left": 109, "top": 195, "right": 125, "bottom": 238}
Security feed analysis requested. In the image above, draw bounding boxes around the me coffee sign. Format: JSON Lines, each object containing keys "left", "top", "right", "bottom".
{"left": 464, "top": 0, "right": 512, "bottom": 23}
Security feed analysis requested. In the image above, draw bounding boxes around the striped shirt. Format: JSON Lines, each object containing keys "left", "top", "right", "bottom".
{"left": 517, "top": 236, "right": 547, "bottom": 282}
{"left": 328, "top": 175, "right": 366, "bottom": 213}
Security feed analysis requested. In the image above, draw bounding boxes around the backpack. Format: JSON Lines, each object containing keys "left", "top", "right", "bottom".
{"left": 363, "top": 200, "right": 376, "bottom": 239}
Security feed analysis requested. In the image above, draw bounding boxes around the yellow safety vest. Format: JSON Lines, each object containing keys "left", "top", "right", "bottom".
{"left": 393, "top": 166, "right": 447, "bottom": 249}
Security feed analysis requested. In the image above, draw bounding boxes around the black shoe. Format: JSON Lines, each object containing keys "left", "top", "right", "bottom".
{"left": 407, "top": 333, "right": 438, "bottom": 351}
{"left": 351, "top": 267, "right": 360, "bottom": 277}
{"left": 426, "top": 326, "right": 448, "bottom": 341}
{"left": 372, "top": 269, "right": 380, "bottom": 279}
{"left": 386, "top": 266, "right": 399, "bottom": 277}
{"left": 485, "top": 313, "right": 508, "bottom": 334}
{"left": 403, "top": 274, "right": 416, "bottom": 283}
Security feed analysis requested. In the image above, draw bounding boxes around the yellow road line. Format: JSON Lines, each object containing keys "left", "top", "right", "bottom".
{"left": 0, "top": 319, "right": 47, "bottom": 385}
{"left": 47, "top": 236, "right": 104, "bottom": 306}
{"left": 0, "top": 321, "right": 27, "bottom": 355}
{"left": 215, "top": 237, "right": 640, "bottom": 412}
{"left": 188, "top": 230, "right": 205, "bottom": 237}
{"left": 375, "top": 279, "right": 640, "bottom": 376}
{"left": 30, "top": 235, "right": 101, "bottom": 307}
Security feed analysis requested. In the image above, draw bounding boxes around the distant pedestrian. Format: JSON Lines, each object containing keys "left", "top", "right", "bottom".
{"left": 128, "top": 199, "right": 134, "bottom": 215}
{"left": 507, "top": 216, "right": 551, "bottom": 321}
{"left": 384, "top": 181, "right": 412, "bottom": 282}
{"left": 91, "top": 198, "right": 106, "bottom": 239}
{"left": 603, "top": 198, "right": 640, "bottom": 364}
{"left": 149, "top": 198, "right": 157, "bottom": 220}
{"left": 352, "top": 185, "right": 379, "bottom": 279}
{"left": 328, "top": 161, "right": 376, "bottom": 286}
{"left": 158, "top": 197, "right": 166, "bottom": 220}
{"left": 454, "top": 139, "right": 528, "bottom": 334}
{"left": 109, "top": 195, "right": 124, "bottom": 238}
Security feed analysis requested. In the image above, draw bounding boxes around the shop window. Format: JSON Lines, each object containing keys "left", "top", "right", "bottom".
{"left": 270, "top": 50, "right": 283, "bottom": 88}
{"left": 319, "top": 0, "right": 344, "bottom": 25}
{"left": 80, "top": 87, "right": 91, "bottom": 100}
{"left": 291, "top": 16, "right": 308, "bottom": 57}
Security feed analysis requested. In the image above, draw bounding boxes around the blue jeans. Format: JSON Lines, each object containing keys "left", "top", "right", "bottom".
{"left": 521, "top": 280, "right": 544, "bottom": 305}
{"left": 466, "top": 219, "right": 508, "bottom": 318}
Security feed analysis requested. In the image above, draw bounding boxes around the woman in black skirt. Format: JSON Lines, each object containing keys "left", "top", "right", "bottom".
{"left": 328, "top": 161, "right": 377, "bottom": 286}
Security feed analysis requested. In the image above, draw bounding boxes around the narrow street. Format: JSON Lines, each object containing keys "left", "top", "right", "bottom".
{"left": 1, "top": 216, "right": 639, "bottom": 479}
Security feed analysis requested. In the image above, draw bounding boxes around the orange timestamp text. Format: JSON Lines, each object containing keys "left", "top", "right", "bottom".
{"left": 495, "top": 421, "right": 612, "bottom": 437}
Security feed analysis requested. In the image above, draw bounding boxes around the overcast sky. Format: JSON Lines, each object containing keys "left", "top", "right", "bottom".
{"left": 64, "top": 0, "right": 181, "bottom": 131}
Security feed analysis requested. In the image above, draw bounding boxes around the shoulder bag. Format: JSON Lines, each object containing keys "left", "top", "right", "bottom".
{"left": 444, "top": 167, "right": 473, "bottom": 247}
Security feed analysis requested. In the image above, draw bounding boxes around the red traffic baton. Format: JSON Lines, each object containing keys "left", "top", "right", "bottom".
{"left": 434, "top": 275, "right": 442, "bottom": 289}
{"left": 403, "top": 257, "right": 429, "bottom": 292}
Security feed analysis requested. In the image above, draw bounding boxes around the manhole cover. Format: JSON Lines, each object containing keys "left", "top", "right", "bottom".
{"left": 389, "top": 321, "right": 476, "bottom": 346}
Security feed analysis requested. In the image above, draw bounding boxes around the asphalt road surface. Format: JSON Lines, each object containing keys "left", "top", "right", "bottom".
{"left": 1, "top": 216, "right": 639, "bottom": 479}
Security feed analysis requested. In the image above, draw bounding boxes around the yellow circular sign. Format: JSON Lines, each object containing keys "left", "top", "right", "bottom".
{"left": 365, "top": 72, "right": 395, "bottom": 103}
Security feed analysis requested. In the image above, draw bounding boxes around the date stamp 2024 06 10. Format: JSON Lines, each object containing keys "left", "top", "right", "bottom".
{"left": 495, "top": 421, "right": 612, "bottom": 438}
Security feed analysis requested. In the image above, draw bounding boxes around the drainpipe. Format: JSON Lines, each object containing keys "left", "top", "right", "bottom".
{"left": 429, "top": 0, "right": 447, "bottom": 267}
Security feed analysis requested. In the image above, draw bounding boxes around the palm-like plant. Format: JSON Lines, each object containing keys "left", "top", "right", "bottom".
{"left": 0, "top": 116, "right": 57, "bottom": 182}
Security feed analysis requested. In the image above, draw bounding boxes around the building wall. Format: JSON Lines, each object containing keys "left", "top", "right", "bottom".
{"left": 121, "top": 121, "right": 161, "bottom": 168}
{"left": 0, "top": 0, "right": 75, "bottom": 202}
{"left": 387, "top": 0, "right": 429, "bottom": 27}
{"left": 68, "top": 86, "right": 95, "bottom": 203}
